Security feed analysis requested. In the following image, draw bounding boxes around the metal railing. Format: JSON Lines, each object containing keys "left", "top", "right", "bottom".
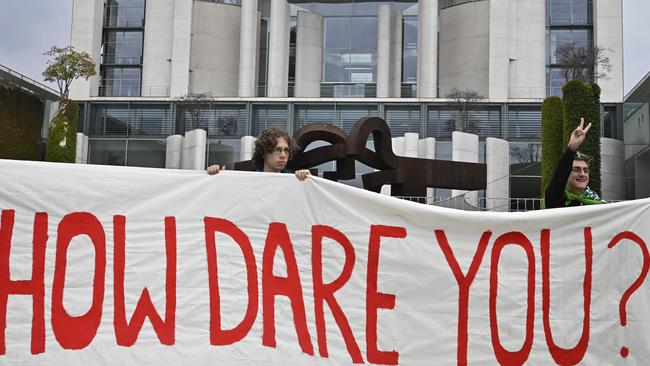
{"left": 395, "top": 196, "right": 543, "bottom": 212}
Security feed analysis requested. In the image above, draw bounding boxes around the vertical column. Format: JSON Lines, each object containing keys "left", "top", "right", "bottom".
{"left": 594, "top": 0, "right": 624, "bottom": 103}
{"left": 267, "top": 0, "right": 290, "bottom": 98}
{"left": 181, "top": 129, "right": 207, "bottom": 170}
{"left": 69, "top": 0, "right": 104, "bottom": 99}
{"left": 485, "top": 137, "right": 509, "bottom": 212}
{"left": 165, "top": 135, "right": 184, "bottom": 169}
{"left": 418, "top": 137, "right": 436, "bottom": 203}
{"left": 238, "top": 0, "right": 259, "bottom": 97}
{"left": 390, "top": 10, "right": 403, "bottom": 98}
{"left": 451, "top": 131, "right": 479, "bottom": 206}
{"left": 417, "top": 0, "right": 438, "bottom": 98}
{"left": 600, "top": 137, "right": 625, "bottom": 200}
{"left": 376, "top": 4, "right": 392, "bottom": 98}
{"left": 169, "top": 0, "right": 193, "bottom": 97}
{"left": 294, "top": 11, "right": 323, "bottom": 97}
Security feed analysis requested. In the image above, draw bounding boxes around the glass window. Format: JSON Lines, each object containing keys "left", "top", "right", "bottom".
{"left": 548, "top": 0, "right": 592, "bottom": 26}
{"left": 100, "top": 67, "right": 141, "bottom": 97}
{"left": 295, "top": 104, "right": 336, "bottom": 130}
{"left": 126, "top": 140, "right": 166, "bottom": 168}
{"left": 322, "top": 16, "right": 378, "bottom": 85}
{"left": 509, "top": 142, "right": 541, "bottom": 199}
{"left": 207, "top": 139, "right": 242, "bottom": 170}
{"left": 104, "top": 0, "right": 145, "bottom": 28}
{"left": 89, "top": 139, "right": 126, "bottom": 165}
{"left": 507, "top": 106, "right": 542, "bottom": 139}
{"left": 547, "top": 29, "right": 590, "bottom": 64}
{"left": 427, "top": 106, "right": 501, "bottom": 138}
{"left": 252, "top": 105, "right": 289, "bottom": 135}
{"left": 546, "top": 67, "right": 568, "bottom": 97}
{"left": 402, "top": 16, "right": 418, "bottom": 83}
{"left": 385, "top": 105, "right": 421, "bottom": 136}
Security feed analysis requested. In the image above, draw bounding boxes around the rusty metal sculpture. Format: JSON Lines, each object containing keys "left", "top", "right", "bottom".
{"left": 234, "top": 117, "right": 486, "bottom": 197}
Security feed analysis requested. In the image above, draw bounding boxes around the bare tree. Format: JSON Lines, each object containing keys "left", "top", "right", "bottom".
{"left": 510, "top": 143, "right": 541, "bottom": 163}
{"left": 445, "top": 88, "right": 484, "bottom": 133}
{"left": 178, "top": 93, "right": 211, "bottom": 130}
{"left": 555, "top": 42, "right": 612, "bottom": 82}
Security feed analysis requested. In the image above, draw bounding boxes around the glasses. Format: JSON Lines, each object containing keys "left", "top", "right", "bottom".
{"left": 272, "top": 147, "right": 291, "bottom": 155}
{"left": 571, "top": 167, "right": 589, "bottom": 174}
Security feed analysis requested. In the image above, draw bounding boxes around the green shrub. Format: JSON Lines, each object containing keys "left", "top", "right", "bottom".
{"left": 562, "top": 80, "right": 601, "bottom": 193}
{"left": 46, "top": 100, "right": 79, "bottom": 163}
{"left": 0, "top": 86, "right": 44, "bottom": 160}
{"left": 541, "top": 96, "right": 564, "bottom": 193}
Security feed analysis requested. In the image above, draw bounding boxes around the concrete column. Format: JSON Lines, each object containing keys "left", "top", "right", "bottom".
{"left": 240, "top": 136, "right": 256, "bottom": 161}
{"left": 238, "top": 0, "right": 259, "bottom": 97}
{"left": 600, "top": 137, "right": 625, "bottom": 200}
{"left": 403, "top": 133, "right": 420, "bottom": 157}
{"left": 295, "top": 11, "right": 323, "bottom": 97}
{"left": 419, "top": 137, "right": 436, "bottom": 203}
{"left": 69, "top": 0, "right": 103, "bottom": 99}
{"left": 267, "top": 0, "right": 290, "bottom": 97}
{"left": 170, "top": 0, "right": 193, "bottom": 97}
{"left": 451, "top": 131, "right": 479, "bottom": 206}
{"left": 488, "top": 0, "right": 509, "bottom": 101}
{"left": 390, "top": 10, "right": 403, "bottom": 98}
{"left": 417, "top": 0, "right": 438, "bottom": 98}
{"left": 75, "top": 133, "right": 89, "bottom": 164}
{"left": 486, "top": 137, "right": 509, "bottom": 212}
{"left": 166, "top": 135, "right": 184, "bottom": 169}
{"left": 594, "top": 0, "right": 624, "bottom": 103}
{"left": 181, "top": 129, "right": 207, "bottom": 170}
{"left": 142, "top": 0, "right": 175, "bottom": 97}
{"left": 376, "top": 4, "right": 392, "bottom": 98}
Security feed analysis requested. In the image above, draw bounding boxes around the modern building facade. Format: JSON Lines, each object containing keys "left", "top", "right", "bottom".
{"left": 68, "top": 0, "right": 625, "bottom": 199}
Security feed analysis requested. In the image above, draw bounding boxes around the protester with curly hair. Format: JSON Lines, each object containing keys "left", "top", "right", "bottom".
{"left": 207, "top": 127, "right": 311, "bottom": 180}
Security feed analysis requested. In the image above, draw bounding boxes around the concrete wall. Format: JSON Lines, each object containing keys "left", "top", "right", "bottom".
{"left": 142, "top": 0, "right": 175, "bottom": 97}
{"left": 267, "top": 0, "right": 290, "bottom": 97}
{"left": 600, "top": 137, "right": 625, "bottom": 200}
{"left": 624, "top": 103, "right": 650, "bottom": 159}
{"left": 451, "top": 131, "right": 479, "bottom": 205}
{"left": 505, "top": 0, "right": 546, "bottom": 99}
{"left": 69, "top": 0, "right": 103, "bottom": 99}
{"left": 594, "top": 0, "right": 624, "bottom": 103}
{"left": 439, "top": 1, "right": 489, "bottom": 97}
{"left": 169, "top": 0, "right": 194, "bottom": 97}
{"left": 181, "top": 129, "right": 207, "bottom": 170}
{"left": 417, "top": 0, "right": 438, "bottom": 97}
{"left": 166, "top": 135, "right": 183, "bottom": 169}
{"left": 294, "top": 11, "right": 323, "bottom": 97}
{"left": 488, "top": 0, "right": 545, "bottom": 101}
{"left": 486, "top": 137, "right": 510, "bottom": 211}
{"left": 190, "top": 2, "right": 241, "bottom": 96}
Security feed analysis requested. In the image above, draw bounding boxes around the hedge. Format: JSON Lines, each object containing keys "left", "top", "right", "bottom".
{"left": 540, "top": 96, "right": 564, "bottom": 193}
{"left": 0, "top": 86, "right": 44, "bottom": 160}
{"left": 46, "top": 100, "right": 79, "bottom": 163}
{"left": 562, "top": 80, "right": 601, "bottom": 194}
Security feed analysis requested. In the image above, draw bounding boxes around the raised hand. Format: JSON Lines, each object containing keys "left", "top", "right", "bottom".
{"left": 568, "top": 117, "right": 592, "bottom": 151}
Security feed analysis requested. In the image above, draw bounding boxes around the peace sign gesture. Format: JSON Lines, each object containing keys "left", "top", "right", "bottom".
{"left": 568, "top": 117, "right": 592, "bottom": 151}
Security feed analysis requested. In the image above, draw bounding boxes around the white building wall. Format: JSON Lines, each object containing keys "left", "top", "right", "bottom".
{"left": 486, "top": 137, "right": 510, "bottom": 211}
{"left": 594, "top": 0, "right": 624, "bottom": 103}
{"left": 625, "top": 103, "right": 650, "bottom": 159}
{"left": 238, "top": 0, "right": 260, "bottom": 97}
{"left": 190, "top": 2, "right": 241, "bottom": 96}
{"left": 142, "top": 0, "right": 175, "bottom": 97}
{"left": 267, "top": 0, "right": 290, "bottom": 97}
{"left": 69, "top": 0, "right": 103, "bottom": 99}
{"left": 439, "top": 1, "right": 489, "bottom": 97}
{"left": 600, "top": 137, "right": 625, "bottom": 200}
{"left": 294, "top": 11, "right": 323, "bottom": 98}
{"left": 169, "top": 0, "right": 194, "bottom": 97}
{"left": 451, "top": 131, "right": 479, "bottom": 206}
{"left": 417, "top": 0, "right": 438, "bottom": 98}
{"left": 505, "top": 0, "right": 546, "bottom": 100}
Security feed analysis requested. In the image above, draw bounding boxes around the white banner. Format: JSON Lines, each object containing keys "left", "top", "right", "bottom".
{"left": 1, "top": 159, "right": 649, "bottom": 365}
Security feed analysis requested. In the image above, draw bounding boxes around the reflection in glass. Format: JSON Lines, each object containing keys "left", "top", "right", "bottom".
{"left": 89, "top": 139, "right": 126, "bottom": 165}
{"left": 207, "top": 139, "right": 241, "bottom": 170}
{"left": 126, "top": 140, "right": 166, "bottom": 168}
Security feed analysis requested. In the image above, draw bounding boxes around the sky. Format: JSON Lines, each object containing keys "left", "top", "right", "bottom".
{"left": 0, "top": 0, "right": 649, "bottom": 95}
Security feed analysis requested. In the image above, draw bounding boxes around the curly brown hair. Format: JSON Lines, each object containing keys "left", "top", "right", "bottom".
{"left": 252, "top": 127, "right": 300, "bottom": 169}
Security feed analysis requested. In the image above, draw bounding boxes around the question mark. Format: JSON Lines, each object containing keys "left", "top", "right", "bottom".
{"left": 607, "top": 231, "right": 650, "bottom": 358}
